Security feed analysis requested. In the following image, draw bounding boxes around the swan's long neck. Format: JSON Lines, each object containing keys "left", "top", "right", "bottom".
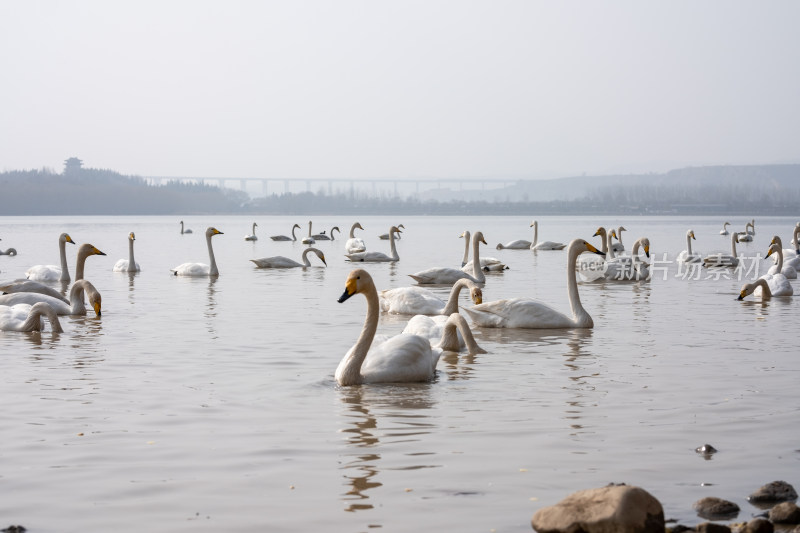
{"left": 128, "top": 237, "right": 136, "bottom": 271}
{"left": 631, "top": 239, "right": 641, "bottom": 258}
{"left": 302, "top": 248, "right": 312, "bottom": 266}
{"left": 730, "top": 233, "right": 738, "bottom": 257}
{"left": 349, "top": 223, "right": 358, "bottom": 239}
{"left": 23, "top": 304, "right": 63, "bottom": 333}
{"left": 566, "top": 242, "right": 591, "bottom": 327}
{"left": 439, "top": 313, "right": 484, "bottom": 355}
{"left": 597, "top": 228, "right": 608, "bottom": 254}
{"left": 75, "top": 247, "right": 91, "bottom": 281}
{"left": 389, "top": 230, "right": 400, "bottom": 261}
{"left": 754, "top": 278, "right": 772, "bottom": 298}
{"left": 606, "top": 232, "right": 616, "bottom": 259}
{"left": 307, "top": 222, "right": 312, "bottom": 237}
{"left": 531, "top": 222, "right": 538, "bottom": 247}
{"left": 470, "top": 236, "right": 486, "bottom": 283}
{"left": 59, "top": 237, "right": 70, "bottom": 282}
{"left": 181, "top": 221, "right": 184, "bottom": 234}
{"left": 69, "top": 281, "right": 88, "bottom": 314}
{"left": 338, "top": 287, "right": 380, "bottom": 386}
{"left": 773, "top": 246, "right": 784, "bottom": 272}
{"left": 617, "top": 227, "right": 625, "bottom": 247}
{"left": 686, "top": 233, "right": 693, "bottom": 256}
{"left": 291, "top": 225, "right": 298, "bottom": 241}
{"left": 207, "top": 233, "right": 219, "bottom": 276}
{"left": 461, "top": 231, "right": 471, "bottom": 266}
{"left": 443, "top": 280, "right": 468, "bottom": 315}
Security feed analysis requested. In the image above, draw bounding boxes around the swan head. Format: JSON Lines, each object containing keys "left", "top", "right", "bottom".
{"left": 473, "top": 231, "right": 487, "bottom": 245}
{"left": 459, "top": 231, "right": 469, "bottom": 239}
{"left": 766, "top": 243, "right": 780, "bottom": 258}
{"left": 770, "top": 235, "right": 781, "bottom": 247}
{"left": 61, "top": 233, "right": 76, "bottom": 245}
{"left": 593, "top": 227, "right": 605, "bottom": 237}
{"left": 638, "top": 237, "right": 651, "bottom": 258}
{"left": 129, "top": 232, "right": 136, "bottom": 241}
{"left": 581, "top": 240, "right": 605, "bottom": 257}
{"left": 688, "top": 230, "right": 696, "bottom": 240}
{"left": 206, "top": 227, "right": 224, "bottom": 238}
{"left": 293, "top": 223, "right": 301, "bottom": 230}
{"left": 470, "top": 286, "right": 483, "bottom": 304}
{"left": 309, "top": 248, "right": 327, "bottom": 266}
{"left": 495, "top": 243, "right": 504, "bottom": 250}
{"left": 609, "top": 229, "right": 618, "bottom": 240}
{"left": 338, "top": 269, "right": 373, "bottom": 303}
{"left": 737, "top": 281, "right": 761, "bottom": 301}
{"left": 530, "top": 221, "right": 537, "bottom": 228}
{"left": 80, "top": 243, "right": 106, "bottom": 257}
{"left": 389, "top": 225, "right": 402, "bottom": 236}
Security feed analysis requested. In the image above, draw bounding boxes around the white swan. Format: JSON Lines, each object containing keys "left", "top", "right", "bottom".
{"left": 0, "top": 279, "right": 102, "bottom": 316}
{"left": 460, "top": 230, "right": 507, "bottom": 271}
{"left": 113, "top": 232, "right": 141, "bottom": 272}
{"left": 530, "top": 220, "right": 566, "bottom": 251}
{"left": 244, "top": 222, "right": 258, "bottom": 241}
{"left": 463, "top": 239, "right": 605, "bottom": 329}
{"left": 171, "top": 227, "right": 223, "bottom": 276}
{"left": 180, "top": 220, "right": 193, "bottom": 234}
{"left": 379, "top": 278, "right": 483, "bottom": 315}
{"left": 720, "top": 221, "right": 731, "bottom": 236}
{"left": 738, "top": 278, "right": 781, "bottom": 300}
{"left": 495, "top": 222, "right": 532, "bottom": 250}
{"left": 575, "top": 226, "right": 609, "bottom": 277}
{"left": 346, "top": 226, "right": 402, "bottom": 262}
{"left": 250, "top": 247, "right": 327, "bottom": 268}
{"left": 271, "top": 223, "right": 301, "bottom": 241}
{"left": 766, "top": 240, "right": 797, "bottom": 280}
{"left": 677, "top": 229, "right": 702, "bottom": 263}
{"left": 335, "top": 269, "right": 441, "bottom": 386}
{"left": 603, "top": 237, "right": 651, "bottom": 281}
{"left": 0, "top": 302, "right": 64, "bottom": 332}
{"left": 379, "top": 224, "right": 404, "bottom": 240}
{"left": 0, "top": 280, "right": 69, "bottom": 304}
{"left": 345, "top": 222, "right": 367, "bottom": 254}
{"left": 312, "top": 226, "right": 340, "bottom": 241}
{"left": 0, "top": 238, "right": 17, "bottom": 256}
{"left": 758, "top": 244, "right": 793, "bottom": 296}
{"left": 703, "top": 232, "right": 740, "bottom": 268}
{"left": 772, "top": 229, "right": 800, "bottom": 270}
{"left": 737, "top": 220, "right": 754, "bottom": 242}
{"left": 609, "top": 226, "right": 626, "bottom": 253}
{"left": 409, "top": 231, "right": 487, "bottom": 285}
{"left": 25, "top": 232, "right": 76, "bottom": 282}
{"left": 402, "top": 312, "right": 487, "bottom": 355}
{"left": 301, "top": 221, "right": 316, "bottom": 245}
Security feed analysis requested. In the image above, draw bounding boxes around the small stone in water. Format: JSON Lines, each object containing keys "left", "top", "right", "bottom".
{"left": 695, "top": 444, "right": 718, "bottom": 454}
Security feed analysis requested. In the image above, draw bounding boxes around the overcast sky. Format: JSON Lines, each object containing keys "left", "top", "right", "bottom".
{"left": 1, "top": 1, "right": 798, "bottom": 180}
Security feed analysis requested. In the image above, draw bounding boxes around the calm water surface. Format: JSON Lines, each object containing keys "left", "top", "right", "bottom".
{"left": 0, "top": 215, "right": 798, "bottom": 532}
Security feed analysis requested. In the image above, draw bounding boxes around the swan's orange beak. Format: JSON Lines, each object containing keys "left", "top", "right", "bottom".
{"left": 92, "top": 246, "right": 106, "bottom": 256}
{"left": 338, "top": 278, "right": 358, "bottom": 303}
{"left": 585, "top": 242, "right": 605, "bottom": 256}
{"left": 766, "top": 248, "right": 774, "bottom": 258}
{"left": 644, "top": 245, "right": 650, "bottom": 258}
{"left": 320, "top": 254, "right": 328, "bottom": 266}
{"left": 66, "top": 235, "right": 76, "bottom": 244}
{"left": 92, "top": 298, "right": 102, "bottom": 316}
{"left": 737, "top": 290, "right": 746, "bottom": 300}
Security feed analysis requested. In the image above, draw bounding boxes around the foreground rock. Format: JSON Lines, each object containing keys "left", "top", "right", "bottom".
{"left": 693, "top": 497, "right": 740, "bottom": 520}
{"left": 531, "top": 484, "right": 664, "bottom": 533}
{"left": 748, "top": 481, "right": 798, "bottom": 505}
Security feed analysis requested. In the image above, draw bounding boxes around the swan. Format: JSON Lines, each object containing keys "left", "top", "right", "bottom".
{"left": 180, "top": 220, "right": 193, "bottom": 234}
{"left": 720, "top": 222, "right": 731, "bottom": 236}
{"left": 379, "top": 278, "right": 483, "bottom": 315}
{"left": 346, "top": 226, "right": 402, "bottom": 262}
{"left": 409, "top": 231, "right": 487, "bottom": 285}
{"left": 402, "top": 312, "right": 487, "bottom": 355}
{"left": 766, "top": 239, "right": 797, "bottom": 279}
{"left": 335, "top": 269, "right": 441, "bottom": 386}
{"left": 677, "top": 229, "right": 702, "bottom": 263}
{"left": 25, "top": 232, "right": 76, "bottom": 282}
{"left": 460, "top": 230, "right": 507, "bottom": 271}
{"left": 0, "top": 239, "right": 17, "bottom": 256}
{"left": 379, "top": 224, "right": 404, "bottom": 240}
{"left": 0, "top": 302, "right": 64, "bottom": 333}
{"left": 737, "top": 220, "right": 754, "bottom": 242}
{"left": 171, "top": 227, "right": 223, "bottom": 276}
{"left": 575, "top": 226, "right": 609, "bottom": 276}
{"left": 702, "top": 232, "right": 740, "bottom": 268}
{"left": 0, "top": 279, "right": 102, "bottom": 316}
{"left": 771, "top": 230, "right": 800, "bottom": 270}
{"left": 301, "top": 221, "right": 315, "bottom": 245}
{"left": 603, "top": 237, "right": 651, "bottom": 281}
{"left": 495, "top": 222, "right": 532, "bottom": 250}
{"left": 737, "top": 278, "right": 775, "bottom": 300}
{"left": 758, "top": 244, "right": 793, "bottom": 296}
{"left": 113, "top": 232, "right": 140, "bottom": 272}
{"left": 312, "top": 226, "right": 340, "bottom": 241}
{"left": 345, "top": 222, "right": 367, "bottom": 254}
{"left": 244, "top": 222, "right": 258, "bottom": 241}
{"left": 609, "top": 226, "right": 626, "bottom": 253}
{"left": 271, "top": 223, "right": 301, "bottom": 242}
{"left": 0, "top": 279, "right": 69, "bottom": 304}
{"left": 72, "top": 244, "right": 107, "bottom": 281}
{"left": 250, "top": 247, "right": 327, "bottom": 268}
{"left": 530, "top": 220, "right": 566, "bottom": 251}
{"left": 463, "top": 239, "right": 605, "bottom": 329}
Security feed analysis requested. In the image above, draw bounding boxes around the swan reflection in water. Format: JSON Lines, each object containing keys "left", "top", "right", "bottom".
{"left": 337, "top": 384, "right": 436, "bottom": 514}
{"left": 560, "top": 329, "right": 598, "bottom": 438}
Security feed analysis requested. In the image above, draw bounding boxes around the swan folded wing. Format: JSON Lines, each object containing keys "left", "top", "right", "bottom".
{"left": 533, "top": 241, "right": 566, "bottom": 251}
{"left": 409, "top": 267, "right": 474, "bottom": 285}
{"left": 250, "top": 256, "right": 300, "bottom": 268}
{"left": 464, "top": 298, "right": 572, "bottom": 329}
{"left": 0, "top": 292, "right": 71, "bottom": 315}
{"left": 498, "top": 240, "right": 531, "bottom": 249}
{"left": 25, "top": 265, "right": 61, "bottom": 281}
{"left": 360, "top": 334, "right": 440, "bottom": 383}
{"left": 379, "top": 287, "right": 444, "bottom": 315}
{"left": 345, "top": 251, "right": 391, "bottom": 262}
{"left": 171, "top": 262, "right": 210, "bottom": 276}
{"left": 345, "top": 238, "right": 367, "bottom": 254}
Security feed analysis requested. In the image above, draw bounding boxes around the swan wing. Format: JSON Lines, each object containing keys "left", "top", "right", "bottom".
{"left": 25, "top": 265, "right": 62, "bottom": 281}
{"left": 345, "top": 251, "right": 391, "bottom": 262}
{"left": 0, "top": 304, "right": 33, "bottom": 331}
{"left": 345, "top": 238, "right": 367, "bottom": 254}
{"left": 409, "top": 267, "right": 475, "bottom": 285}
{"left": 500, "top": 240, "right": 531, "bottom": 249}
{"left": 250, "top": 256, "right": 302, "bottom": 268}
{"left": 464, "top": 298, "right": 573, "bottom": 329}
{"left": 533, "top": 241, "right": 566, "bottom": 251}
{"left": 361, "top": 334, "right": 440, "bottom": 383}
{"left": 0, "top": 279, "right": 70, "bottom": 303}
{"left": 0, "top": 292, "right": 70, "bottom": 315}
{"left": 171, "top": 262, "right": 211, "bottom": 276}
{"left": 379, "top": 286, "right": 445, "bottom": 315}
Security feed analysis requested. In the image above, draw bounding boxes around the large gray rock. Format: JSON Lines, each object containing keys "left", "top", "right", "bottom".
{"left": 692, "top": 497, "right": 740, "bottom": 520}
{"left": 530, "top": 485, "right": 664, "bottom": 533}
{"left": 748, "top": 481, "right": 798, "bottom": 504}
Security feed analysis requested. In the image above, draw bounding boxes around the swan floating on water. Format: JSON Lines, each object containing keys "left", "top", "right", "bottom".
{"left": 495, "top": 222, "right": 532, "bottom": 250}
{"left": 765, "top": 241, "right": 797, "bottom": 280}
{"left": 335, "top": 269, "right": 441, "bottom": 386}
{"left": 702, "top": 232, "right": 740, "bottom": 268}
{"left": 379, "top": 278, "right": 482, "bottom": 316}
{"left": 180, "top": 221, "right": 193, "bottom": 234}
{"left": 677, "top": 230, "right": 702, "bottom": 263}
{"left": 460, "top": 230, "right": 507, "bottom": 271}
{"left": 379, "top": 224, "right": 404, "bottom": 240}
{"left": 312, "top": 226, "right": 340, "bottom": 241}
{"left": 301, "top": 221, "right": 316, "bottom": 245}
{"left": 758, "top": 244, "right": 793, "bottom": 297}
{"left": 463, "top": 239, "right": 604, "bottom": 329}
{"left": 250, "top": 247, "right": 327, "bottom": 268}
{"left": 0, "top": 302, "right": 63, "bottom": 332}
{"left": 346, "top": 226, "right": 402, "bottom": 262}
{"left": 720, "top": 222, "right": 731, "bottom": 236}
{"left": 171, "top": 227, "right": 223, "bottom": 276}
{"left": 736, "top": 220, "right": 754, "bottom": 242}
{"left": 602, "top": 236, "right": 650, "bottom": 281}
{"left": 271, "top": 223, "right": 301, "bottom": 242}
{"left": 0, "top": 279, "right": 102, "bottom": 316}
{"left": 530, "top": 221, "right": 566, "bottom": 251}
{"left": 345, "top": 222, "right": 367, "bottom": 254}
{"left": 738, "top": 278, "right": 774, "bottom": 300}
{"left": 0, "top": 279, "right": 69, "bottom": 304}
{"left": 244, "top": 222, "right": 258, "bottom": 241}
{"left": 25, "top": 232, "right": 75, "bottom": 282}
{"left": 113, "top": 232, "right": 141, "bottom": 272}
{"left": 409, "top": 231, "right": 487, "bottom": 284}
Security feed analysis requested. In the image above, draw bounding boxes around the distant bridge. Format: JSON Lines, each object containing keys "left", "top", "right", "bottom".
{"left": 145, "top": 176, "right": 519, "bottom": 198}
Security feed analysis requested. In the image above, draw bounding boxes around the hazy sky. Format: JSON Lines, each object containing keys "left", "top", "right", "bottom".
{"left": 1, "top": 1, "right": 798, "bottom": 180}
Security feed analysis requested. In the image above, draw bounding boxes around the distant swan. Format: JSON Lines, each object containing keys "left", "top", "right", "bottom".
{"left": 720, "top": 221, "right": 731, "bottom": 236}
{"left": 346, "top": 226, "right": 402, "bottom": 262}
{"left": 766, "top": 240, "right": 797, "bottom": 280}
{"left": 677, "top": 229, "right": 702, "bottom": 263}
{"left": 171, "top": 227, "right": 223, "bottom": 276}
{"left": 0, "top": 238, "right": 17, "bottom": 256}
{"left": 379, "top": 278, "right": 483, "bottom": 315}
{"left": 463, "top": 239, "right": 605, "bottom": 329}
{"left": 301, "top": 221, "right": 315, "bottom": 245}
{"left": 244, "top": 222, "right": 258, "bottom": 241}
{"left": 409, "top": 231, "right": 487, "bottom": 285}
{"left": 495, "top": 222, "right": 532, "bottom": 250}
{"left": 345, "top": 222, "right": 367, "bottom": 254}
{"left": 335, "top": 269, "right": 441, "bottom": 386}
{"left": 737, "top": 220, "right": 754, "bottom": 242}
{"left": 271, "top": 223, "right": 301, "bottom": 242}
{"left": 530, "top": 220, "right": 566, "bottom": 251}
{"left": 250, "top": 247, "right": 327, "bottom": 268}
{"left": 0, "top": 302, "right": 63, "bottom": 332}
{"left": 758, "top": 244, "right": 793, "bottom": 296}
{"left": 610, "top": 226, "right": 626, "bottom": 253}
{"left": 603, "top": 236, "right": 651, "bottom": 281}
{"left": 402, "top": 312, "right": 487, "bottom": 355}
{"left": 703, "top": 232, "right": 740, "bottom": 268}
{"left": 180, "top": 220, "right": 193, "bottom": 234}
{"left": 460, "top": 230, "right": 507, "bottom": 271}
{"left": 771, "top": 230, "right": 800, "bottom": 270}
{"left": 379, "top": 224, "right": 404, "bottom": 240}
{"left": 312, "top": 226, "right": 340, "bottom": 241}
{"left": 0, "top": 279, "right": 102, "bottom": 316}
{"left": 25, "top": 232, "right": 76, "bottom": 282}
{"left": 113, "top": 232, "right": 141, "bottom": 272}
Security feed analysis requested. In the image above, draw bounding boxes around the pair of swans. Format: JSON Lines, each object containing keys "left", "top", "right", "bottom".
{"left": 0, "top": 238, "right": 17, "bottom": 256}
{"left": 335, "top": 269, "right": 483, "bottom": 386}
{"left": 409, "top": 231, "right": 487, "bottom": 285}
{"left": 496, "top": 221, "right": 565, "bottom": 251}
{"left": 772, "top": 229, "right": 800, "bottom": 270}
{"left": 245, "top": 222, "right": 258, "bottom": 241}
{"left": 0, "top": 302, "right": 63, "bottom": 332}
{"left": 601, "top": 234, "right": 650, "bottom": 281}
{"left": 271, "top": 223, "right": 301, "bottom": 242}
{"left": 379, "top": 278, "right": 483, "bottom": 316}
{"left": 463, "top": 239, "right": 605, "bottom": 329}
{"left": 171, "top": 227, "right": 223, "bottom": 276}
{"left": 345, "top": 222, "right": 367, "bottom": 254}
{"left": 460, "top": 231, "right": 507, "bottom": 271}
{"left": 677, "top": 230, "right": 702, "bottom": 263}
{"left": 0, "top": 279, "right": 102, "bottom": 316}
{"left": 702, "top": 232, "right": 740, "bottom": 268}
{"left": 313, "top": 226, "right": 340, "bottom": 241}
{"left": 180, "top": 220, "right": 192, "bottom": 234}
{"left": 113, "top": 232, "right": 141, "bottom": 272}
{"left": 346, "top": 226, "right": 401, "bottom": 262}
{"left": 738, "top": 243, "right": 793, "bottom": 299}
{"left": 765, "top": 237, "right": 797, "bottom": 279}
{"left": 26, "top": 233, "right": 106, "bottom": 282}
{"left": 251, "top": 247, "right": 327, "bottom": 268}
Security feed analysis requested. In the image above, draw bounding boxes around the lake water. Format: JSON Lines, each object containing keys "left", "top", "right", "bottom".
{"left": 0, "top": 215, "right": 798, "bottom": 532}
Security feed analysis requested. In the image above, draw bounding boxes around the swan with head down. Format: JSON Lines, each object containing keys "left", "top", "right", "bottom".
{"left": 402, "top": 312, "right": 487, "bottom": 355}
{"left": 410, "top": 231, "right": 487, "bottom": 285}
{"left": 346, "top": 226, "right": 402, "bottom": 262}
{"left": 463, "top": 239, "right": 604, "bottom": 329}
{"left": 271, "top": 223, "right": 301, "bottom": 242}
{"left": 335, "top": 269, "right": 441, "bottom": 386}
{"left": 379, "top": 224, "right": 404, "bottom": 240}
{"left": 0, "top": 279, "right": 69, "bottom": 304}
{"left": 380, "top": 278, "right": 482, "bottom": 316}
{"left": 0, "top": 302, "right": 64, "bottom": 332}
{"left": 250, "top": 247, "right": 327, "bottom": 268}
{"left": 0, "top": 238, "right": 17, "bottom": 256}
{"left": 171, "top": 227, "right": 223, "bottom": 276}
{"left": 0, "top": 279, "right": 102, "bottom": 316}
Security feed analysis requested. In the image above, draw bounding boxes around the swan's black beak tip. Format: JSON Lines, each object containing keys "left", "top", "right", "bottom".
{"left": 338, "top": 290, "right": 353, "bottom": 303}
